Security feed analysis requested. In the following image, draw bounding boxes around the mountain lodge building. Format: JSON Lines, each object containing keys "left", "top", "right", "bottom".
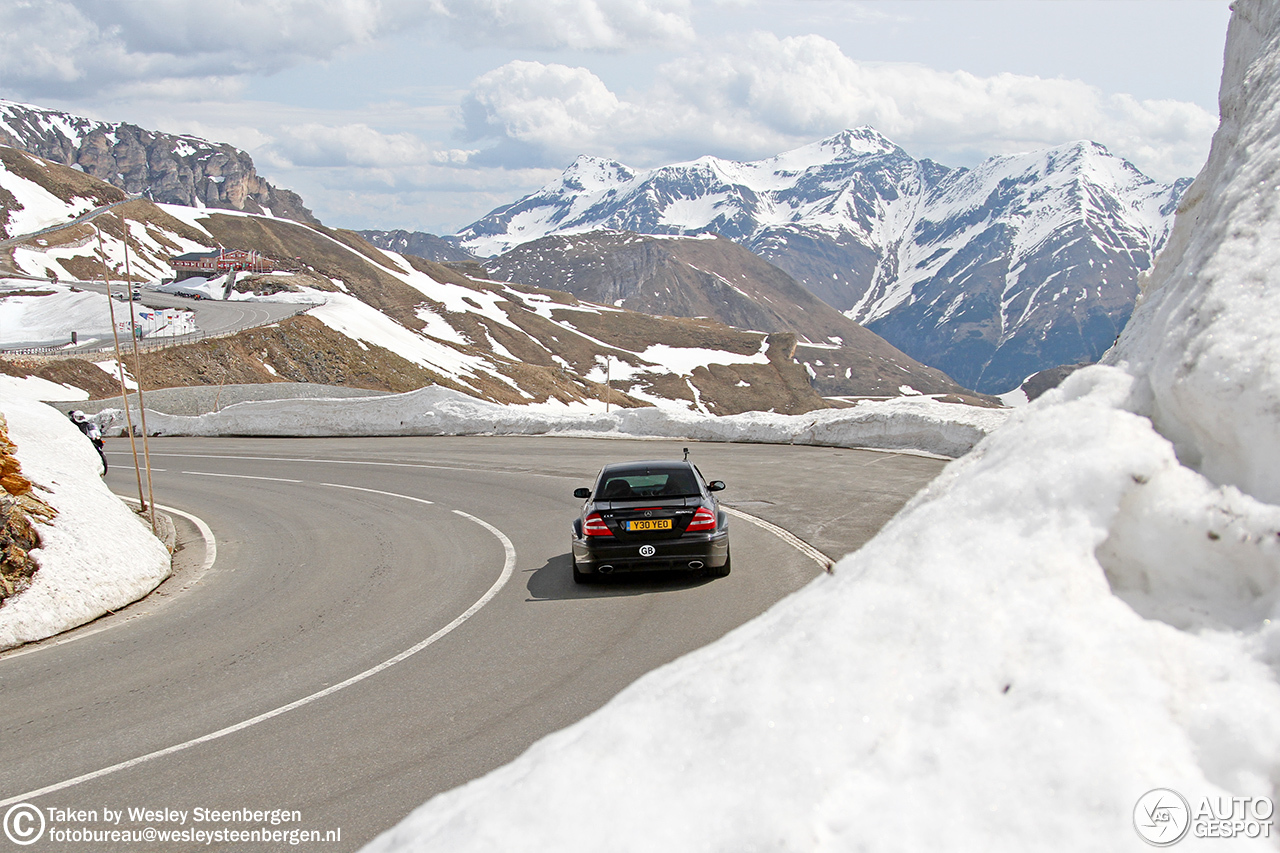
{"left": 169, "top": 249, "right": 274, "bottom": 280}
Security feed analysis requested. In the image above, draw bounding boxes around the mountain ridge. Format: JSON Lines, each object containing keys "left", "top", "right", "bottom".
{"left": 452, "top": 130, "right": 1189, "bottom": 392}
{"left": 482, "top": 229, "right": 975, "bottom": 399}
{"left": 0, "top": 99, "right": 317, "bottom": 225}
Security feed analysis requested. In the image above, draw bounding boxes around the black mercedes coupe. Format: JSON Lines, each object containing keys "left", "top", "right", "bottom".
{"left": 570, "top": 459, "right": 730, "bottom": 583}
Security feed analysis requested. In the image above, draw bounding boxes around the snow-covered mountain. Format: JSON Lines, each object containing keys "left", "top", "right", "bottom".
{"left": 862, "top": 142, "right": 1188, "bottom": 393}
{"left": 453, "top": 130, "right": 1189, "bottom": 393}
{"left": 0, "top": 100, "right": 316, "bottom": 225}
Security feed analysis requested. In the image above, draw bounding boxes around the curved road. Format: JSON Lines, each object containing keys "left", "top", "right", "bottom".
{"left": 0, "top": 436, "right": 944, "bottom": 851}
{"left": 1, "top": 279, "right": 305, "bottom": 352}
{"left": 57, "top": 281, "right": 306, "bottom": 350}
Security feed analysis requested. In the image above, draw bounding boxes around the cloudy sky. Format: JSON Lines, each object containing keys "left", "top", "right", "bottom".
{"left": 0, "top": 0, "right": 1232, "bottom": 235}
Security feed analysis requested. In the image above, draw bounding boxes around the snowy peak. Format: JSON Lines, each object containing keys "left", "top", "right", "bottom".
{"left": 554, "top": 155, "right": 635, "bottom": 194}
{"left": 771, "top": 127, "right": 902, "bottom": 170}
{"left": 455, "top": 128, "right": 924, "bottom": 257}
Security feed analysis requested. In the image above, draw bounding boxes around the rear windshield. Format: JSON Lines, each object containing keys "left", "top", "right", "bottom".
{"left": 598, "top": 468, "right": 701, "bottom": 499}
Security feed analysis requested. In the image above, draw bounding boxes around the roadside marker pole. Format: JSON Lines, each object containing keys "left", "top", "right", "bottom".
{"left": 118, "top": 210, "right": 157, "bottom": 533}
{"left": 94, "top": 224, "right": 147, "bottom": 514}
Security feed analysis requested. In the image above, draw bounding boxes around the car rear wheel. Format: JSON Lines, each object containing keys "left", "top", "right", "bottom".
{"left": 706, "top": 548, "right": 731, "bottom": 578}
{"left": 572, "top": 557, "right": 594, "bottom": 584}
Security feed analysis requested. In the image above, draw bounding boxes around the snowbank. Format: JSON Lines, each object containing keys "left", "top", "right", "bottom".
{"left": 360, "top": 3, "right": 1280, "bottom": 851}
{"left": 1104, "top": 0, "right": 1280, "bottom": 506}
{"left": 0, "top": 278, "right": 117, "bottom": 347}
{"left": 97, "top": 387, "right": 1008, "bottom": 459}
{"left": 0, "top": 390, "right": 171, "bottom": 651}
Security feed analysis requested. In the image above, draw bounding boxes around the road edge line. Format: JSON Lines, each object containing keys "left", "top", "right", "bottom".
{"left": 721, "top": 506, "right": 834, "bottom": 572}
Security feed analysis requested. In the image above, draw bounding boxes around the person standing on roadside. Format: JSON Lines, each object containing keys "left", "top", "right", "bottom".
{"left": 69, "top": 410, "right": 107, "bottom": 474}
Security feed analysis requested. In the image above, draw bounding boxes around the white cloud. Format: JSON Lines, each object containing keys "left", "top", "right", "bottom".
{"left": 461, "top": 62, "right": 626, "bottom": 164}
{"left": 0, "top": 0, "right": 694, "bottom": 100}
{"left": 435, "top": 0, "right": 695, "bottom": 50}
{"left": 268, "top": 123, "right": 472, "bottom": 169}
{"left": 459, "top": 32, "right": 1218, "bottom": 181}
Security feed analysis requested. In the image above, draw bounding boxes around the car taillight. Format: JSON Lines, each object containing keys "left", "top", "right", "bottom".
{"left": 584, "top": 512, "right": 613, "bottom": 537}
{"left": 686, "top": 507, "right": 717, "bottom": 532}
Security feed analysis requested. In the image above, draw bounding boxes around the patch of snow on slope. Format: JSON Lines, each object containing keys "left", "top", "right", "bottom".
{"left": 0, "top": 161, "right": 98, "bottom": 236}
{"left": 633, "top": 343, "right": 769, "bottom": 376}
{"left": 305, "top": 290, "right": 494, "bottom": 383}
{"left": 0, "top": 375, "right": 88, "bottom": 402}
{"left": 0, "top": 280, "right": 114, "bottom": 346}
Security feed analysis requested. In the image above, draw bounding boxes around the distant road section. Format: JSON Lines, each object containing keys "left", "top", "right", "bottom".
{"left": 73, "top": 281, "right": 308, "bottom": 344}
{"left": 0, "top": 199, "right": 130, "bottom": 251}
{"left": 0, "top": 280, "right": 309, "bottom": 353}
{"left": 1, "top": 199, "right": 312, "bottom": 352}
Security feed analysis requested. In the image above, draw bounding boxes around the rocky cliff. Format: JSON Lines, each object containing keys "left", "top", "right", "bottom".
{"left": 0, "top": 100, "right": 317, "bottom": 225}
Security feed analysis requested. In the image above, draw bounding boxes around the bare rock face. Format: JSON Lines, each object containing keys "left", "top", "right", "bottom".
{"left": 0, "top": 101, "right": 318, "bottom": 225}
{"left": 0, "top": 414, "right": 56, "bottom": 604}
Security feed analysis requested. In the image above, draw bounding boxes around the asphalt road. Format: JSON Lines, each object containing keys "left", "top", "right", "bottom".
{"left": 69, "top": 282, "right": 305, "bottom": 347}
{"left": 0, "top": 436, "right": 945, "bottom": 851}
{"left": 0, "top": 279, "right": 305, "bottom": 352}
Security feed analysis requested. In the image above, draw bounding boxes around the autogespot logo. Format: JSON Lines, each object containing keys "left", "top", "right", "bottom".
{"left": 3, "top": 803, "right": 45, "bottom": 846}
{"left": 1135, "top": 789, "right": 1192, "bottom": 846}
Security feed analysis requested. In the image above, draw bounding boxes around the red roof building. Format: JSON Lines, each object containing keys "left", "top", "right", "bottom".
{"left": 170, "top": 249, "right": 274, "bottom": 279}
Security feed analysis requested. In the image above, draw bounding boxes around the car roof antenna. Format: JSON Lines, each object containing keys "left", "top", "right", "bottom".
{"left": 683, "top": 447, "right": 689, "bottom": 461}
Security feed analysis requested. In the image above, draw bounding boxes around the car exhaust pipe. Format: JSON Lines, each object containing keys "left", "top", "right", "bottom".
{"left": 598, "top": 565, "right": 615, "bottom": 574}
{"left": 688, "top": 561, "right": 704, "bottom": 570}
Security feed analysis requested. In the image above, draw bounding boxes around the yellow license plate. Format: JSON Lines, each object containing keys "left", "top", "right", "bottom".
{"left": 626, "top": 519, "right": 672, "bottom": 531}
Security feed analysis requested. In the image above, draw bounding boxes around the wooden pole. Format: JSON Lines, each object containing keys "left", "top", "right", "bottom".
{"left": 119, "top": 211, "right": 157, "bottom": 532}
{"left": 94, "top": 224, "right": 146, "bottom": 512}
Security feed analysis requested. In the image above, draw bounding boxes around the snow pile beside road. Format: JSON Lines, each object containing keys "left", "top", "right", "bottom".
{"left": 360, "top": 4, "right": 1280, "bottom": 851}
{"left": 1103, "top": 7, "right": 1280, "bottom": 508}
{"left": 0, "top": 278, "right": 117, "bottom": 347}
{"left": 100, "top": 388, "right": 1008, "bottom": 459}
{"left": 0, "top": 390, "right": 171, "bottom": 651}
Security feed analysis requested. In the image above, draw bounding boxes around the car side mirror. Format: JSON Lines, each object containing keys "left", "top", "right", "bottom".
{"left": 573, "top": 487, "right": 592, "bottom": 499}
{"left": 708, "top": 481, "right": 726, "bottom": 492}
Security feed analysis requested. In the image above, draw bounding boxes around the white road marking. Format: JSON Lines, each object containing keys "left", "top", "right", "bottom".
{"left": 0, "top": 502, "right": 216, "bottom": 661}
{"left": 320, "top": 481, "right": 433, "bottom": 505}
{"left": 184, "top": 471, "right": 303, "bottom": 483}
{"left": 722, "top": 506, "right": 834, "bottom": 571}
{"left": 0, "top": 487, "right": 516, "bottom": 808}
